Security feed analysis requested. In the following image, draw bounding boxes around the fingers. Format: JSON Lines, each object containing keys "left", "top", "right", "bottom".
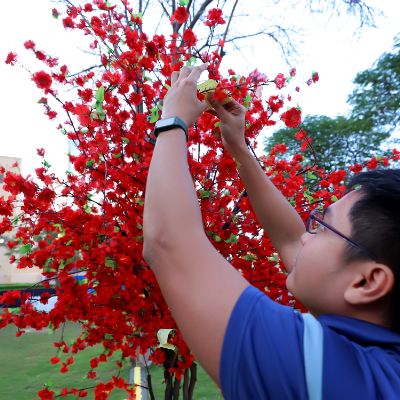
{"left": 208, "top": 98, "right": 245, "bottom": 118}
{"left": 171, "top": 71, "right": 179, "bottom": 86}
{"left": 170, "top": 64, "right": 207, "bottom": 88}
{"left": 178, "top": 66, "right": 192, "bottom": 80}
{"left": 187, "top": 63, "right": 208, "bottom": 83}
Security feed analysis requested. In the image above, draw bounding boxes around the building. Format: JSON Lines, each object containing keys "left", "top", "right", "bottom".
{"left": 0, "top": 155, "right": 42, "bottom": 284}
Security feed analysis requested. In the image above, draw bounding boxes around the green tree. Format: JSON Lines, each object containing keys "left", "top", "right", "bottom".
{"left": 264, "top": 115, "right": 388, "bottom": 171}
{"left": 348, "top": 36, "right": 400, "bottom": 132}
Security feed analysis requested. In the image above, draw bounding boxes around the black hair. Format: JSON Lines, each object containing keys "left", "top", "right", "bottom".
{"left": 346, "top": 169, "right": 400, "bottom": 333}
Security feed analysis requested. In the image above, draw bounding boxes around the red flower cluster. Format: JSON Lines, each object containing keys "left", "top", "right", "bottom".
{"left": 171, "top": 6, "right": 190, "bottom": 24}
{"left": 182, "top": 28, "right": 197, "bottom": 47}
{"left": 280, "top": 107, "right": 302, "bottom": 128}
{"left": 274, "top": 73, "right": 286, "bottom": 89}
{"left": 5, "top": 52, "right": 17, "bottom": 65}
{"left": 32, "top": 71, "right": 52, "bottom": 91}
{"left": 204, "top": 8, "right": 226, "bottom": 27}
{"left": 2, "top": 2, "right": 397, "bottom": 399}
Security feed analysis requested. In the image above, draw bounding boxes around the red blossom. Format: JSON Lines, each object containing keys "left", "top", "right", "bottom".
{"left": 63, "top": 16, "right": 75, "bottom": 28}
{"left": 274, "top": 73, "right": 286, "bottom": 89}
{"left": 182, "top": 28, "right": 197, "bottom": 47}
{"left": 37, "top": 388, "right": 55, "bottom": 400}
{"left": 32, "top": 71, "right": 52, "bottom": 90}
{"left": 171, "top": 6, "right": 189, "bottom": 24}
{"left": 24, "top": 40, "right": 36, "bottom": 49}
{"left": 204, "top": 8, "right": 225, "bottom": 27}
{"left": 268, "top": 95, "right": 284, "bottom": 113}
{"left": 366, "top": 157, "right": 378, "bottom": 170}
{"left": 280, "top": 107, "right": 302, "bottom": 128}
{"left": 36, "top": 51, "right": 47, "bottom": 61}
{"left": 5, "top": 52, "right": 17, "bottom": 65}
{"left": 50, "top": 356, "right": 60, "bottom": 364}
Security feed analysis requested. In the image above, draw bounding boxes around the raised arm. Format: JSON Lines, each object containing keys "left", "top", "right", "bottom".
{"left": 208, "top": 99, "right": 306, "bottom": 272}
{"left": 142, "top": 65, "right": 249, "bottom": 385}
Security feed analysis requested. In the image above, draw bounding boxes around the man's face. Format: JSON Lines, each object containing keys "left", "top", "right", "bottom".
{"left": 286, "top": 190, "right": 363, "bottom": 315}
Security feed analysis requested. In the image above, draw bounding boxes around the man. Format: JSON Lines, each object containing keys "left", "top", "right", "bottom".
{"left": 142, "top": 64, "right": 400, "bottom": 399}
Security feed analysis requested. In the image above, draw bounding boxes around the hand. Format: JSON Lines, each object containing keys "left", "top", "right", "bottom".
{"left": 161, "top": 64, "right": 208, "bottom": 127}
{"left": 208, "top": 97, "right": 247, "bottom": 156}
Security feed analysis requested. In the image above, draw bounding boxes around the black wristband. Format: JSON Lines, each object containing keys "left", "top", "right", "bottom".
{"left": 154, "top": 116, "right": 189, "bottom": 141}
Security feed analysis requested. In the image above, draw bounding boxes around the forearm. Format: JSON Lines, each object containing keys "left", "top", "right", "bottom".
{"left": 231, "top": 144, "right": 305, "bottom": 271}
{"left": 143, "top": 130, "right": 204, "bottom": 257}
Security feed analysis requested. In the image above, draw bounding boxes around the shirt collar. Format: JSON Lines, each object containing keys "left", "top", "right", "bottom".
{"left": 318, "top": 314, "right": 400, "bottom": 348}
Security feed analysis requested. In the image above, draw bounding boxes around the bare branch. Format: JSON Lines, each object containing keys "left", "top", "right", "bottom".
{"left": 220, "top": 0, "right": 239, "bottom": 56}
{"left": 188, "top": 0, "right": 214, "bottom": 30}
{"left": 157, "top": 0, "right": 171, "bottom": 18}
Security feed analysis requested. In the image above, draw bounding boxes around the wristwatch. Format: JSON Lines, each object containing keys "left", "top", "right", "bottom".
{"left": 154, "top": 116, "right": 188, "bottom": 141}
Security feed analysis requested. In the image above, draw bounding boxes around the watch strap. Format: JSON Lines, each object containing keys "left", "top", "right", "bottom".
{"left": 154, "top": 116, "right": 189, "bottom": 142}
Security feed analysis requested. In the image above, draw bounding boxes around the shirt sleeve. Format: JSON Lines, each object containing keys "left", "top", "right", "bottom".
{"left": 220, "top": 285, "right": 308, "bottom": 400}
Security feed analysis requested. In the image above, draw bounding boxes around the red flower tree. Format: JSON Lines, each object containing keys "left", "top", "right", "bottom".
{"left": 1, "top": 1, "right": 398, "bottom": 399}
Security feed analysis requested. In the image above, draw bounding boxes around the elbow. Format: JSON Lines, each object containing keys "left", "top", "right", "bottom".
{"left": 142, "top": 227, "right": 171, "bottom": 266}
{"left": 142, "top": 231, "right": 162, "bottom": 266}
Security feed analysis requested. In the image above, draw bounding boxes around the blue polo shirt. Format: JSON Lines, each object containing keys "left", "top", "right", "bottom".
{"left": 220, "top": 285, "right": 400, "bottom": 399}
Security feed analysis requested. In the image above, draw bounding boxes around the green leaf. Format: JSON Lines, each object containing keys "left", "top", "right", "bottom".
{"left": 225, "top": 234, "right": 238, "bottom": 244}
{"left": 122, "top": 137, "right": 130, "bottom": 144}
{"left": 135, "top": 198, "right": 144, "bottom": 206}
{"left": 65, "top": 240, "right": 73, "bottom": 246}
{"left": 267, "top": 252, "right": 280, "bottom": 263}
{"left": 148, "top": 106, "right": 159, "bottom": 123}
{"left": 157, "top": 329, "right": 176, "bottom": 351}
{"left": 213, "top": 234, "right": 222, "bottom": 242}
{"left": 244, "top": 94, "right": 252, "bottom": 109}
{"left": 105, "top": 256, "right": 116, "bottom": 268}
{"left": 180, "top": 0, "right": 189, "bottom": 5}
{"left": 86, "top": 160, "right": 95, "bottom": 168}
{"left": 43, "top": 160, "right": 51, "bottom": 168}
{"left": 185, "top": 56, "right": 196, "bottom": 66}
{"left": 242, "top": 253, "right": 258, "bottom": 261}
{"left": 11, "top": 215, "right": 20, "bottom": 225}
{"left": 58, "top": 259, "right": 66, "bottom": 270}
{"left": 95, "top": 86, "right": 105, "bottom": 103}
{"left": 97, "top": 109, "right": 106, "bottom": 121}
{"left": 331, "top": 195, "right": 339, "bottom": 202}
{"left": 81, "top": 127, "right": 88, "bottom": 134}
{"left": 44, "top": 257, "right": 54, "bottom": 268}
{"left": 306, "top": 171, "right": 317, "bottom": 180}
{"left": 83, "top": 204, "right": 92, "bottom": 214}
{"left": 199, "top": 189, "right": 211, "bottom": 199}
{"left": 19, "top": 244, "right": 31, "bottom": 255}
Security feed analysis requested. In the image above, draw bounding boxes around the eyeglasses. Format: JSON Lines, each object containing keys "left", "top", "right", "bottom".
{"left": 306, "top": 209, "right": 377, "bottom": 261}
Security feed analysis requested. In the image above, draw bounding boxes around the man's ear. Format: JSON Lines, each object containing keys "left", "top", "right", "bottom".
{"left": 344, "top": 262, "right": 394, "bottom": 305}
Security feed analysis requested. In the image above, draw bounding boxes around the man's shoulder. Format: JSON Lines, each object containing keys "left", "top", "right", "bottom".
{"left": 317, "top": 314, "right": 400, "bottom": 399}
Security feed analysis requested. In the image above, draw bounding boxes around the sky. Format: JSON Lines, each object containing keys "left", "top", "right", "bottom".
{"left": 0, "top": 0, "right": 399, "bottom": 177}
